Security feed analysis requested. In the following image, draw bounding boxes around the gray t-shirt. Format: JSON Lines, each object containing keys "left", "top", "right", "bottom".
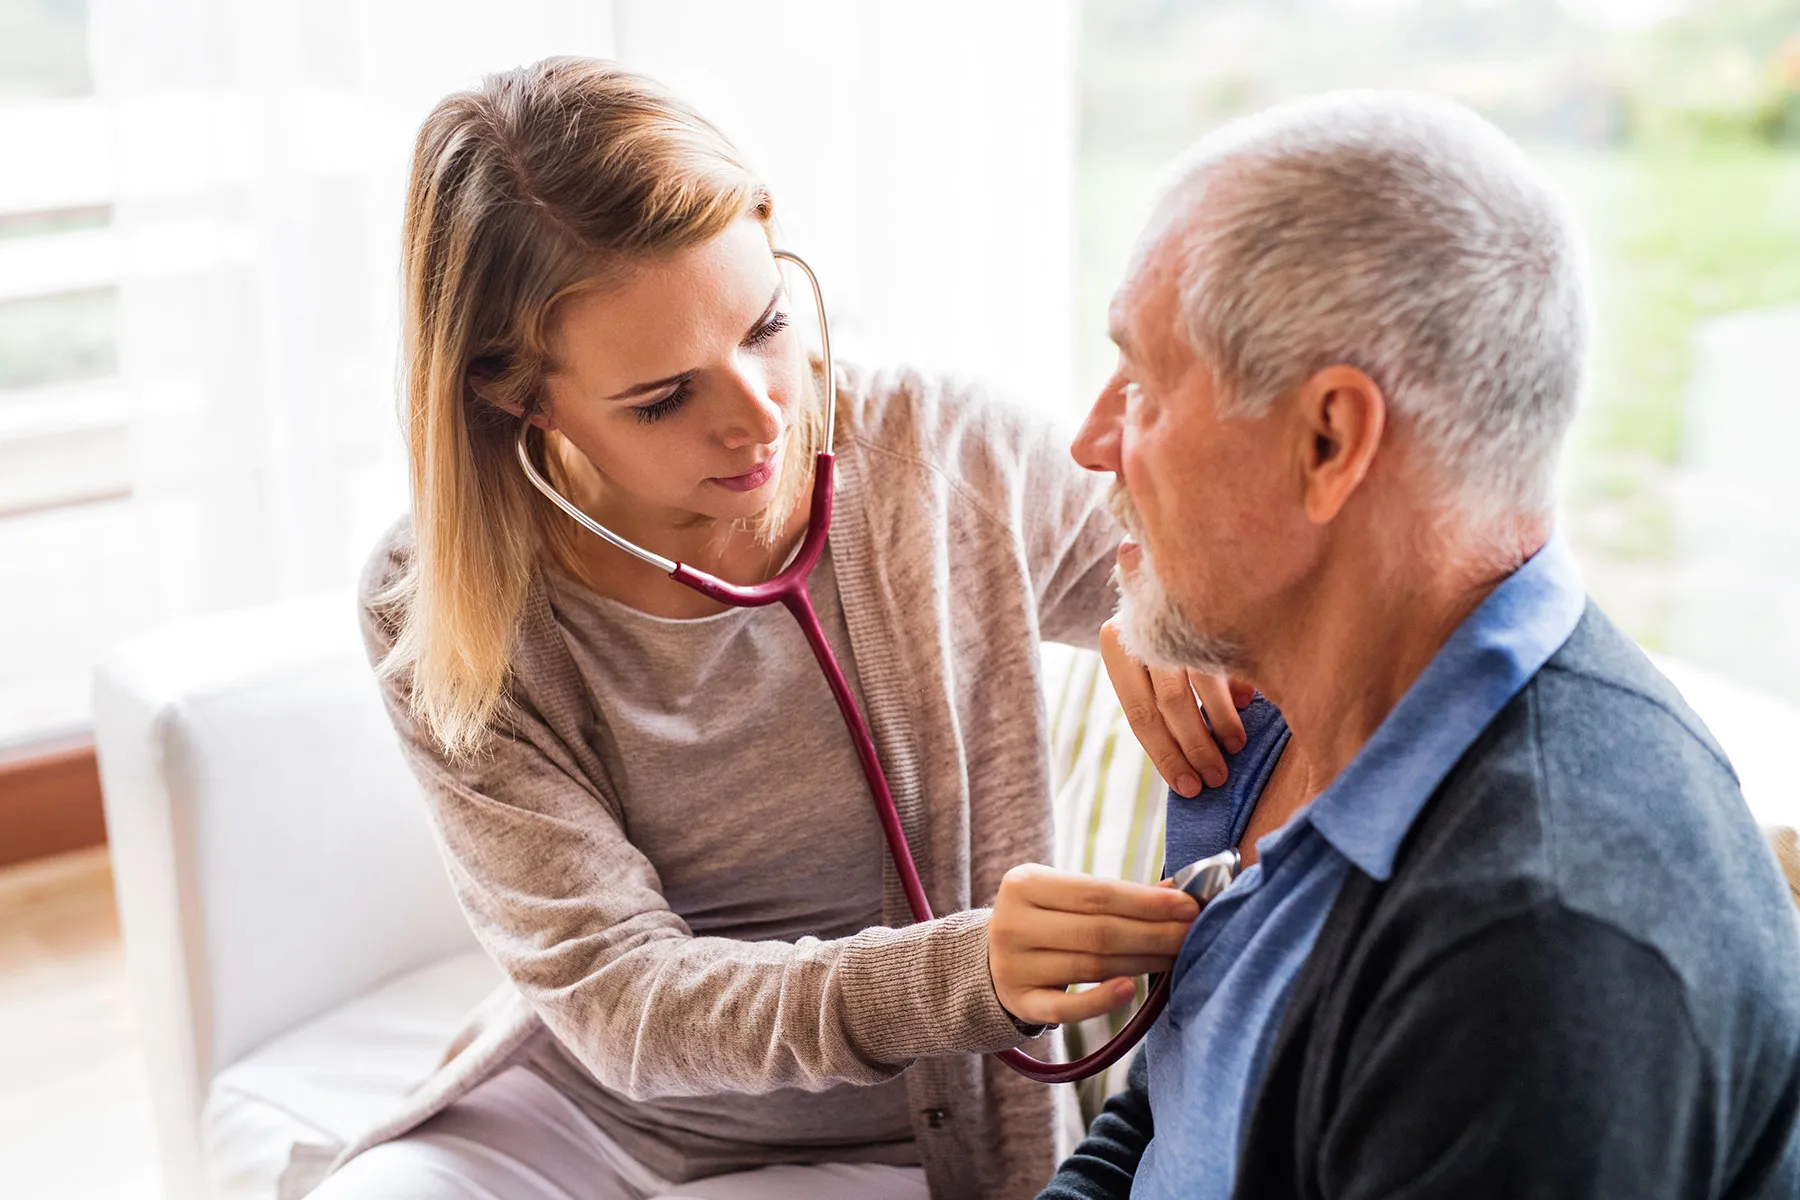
{"left": 527, "top": 545, "right": 919, "bottom": 1178}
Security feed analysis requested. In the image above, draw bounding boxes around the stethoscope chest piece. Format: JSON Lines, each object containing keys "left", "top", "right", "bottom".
{"left": 1171, "top": 849, "right": 1240, "bottom": 903}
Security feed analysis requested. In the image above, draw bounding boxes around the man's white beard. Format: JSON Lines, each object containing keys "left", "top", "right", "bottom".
{"left": 1112, "top": 553, "right": 1246, "bottom": 674}
{"left": 1106, "top": 480, "right": 1247, "bottom": 673}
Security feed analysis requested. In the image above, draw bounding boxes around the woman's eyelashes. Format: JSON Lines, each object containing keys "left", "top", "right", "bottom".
{"left": 631, "top": 379, "right": 692, "bottom": 424}
{"left": 744, "top": 311, "right": 788, "bottom": 347}
{"left": 627, "top": 313, "right": 787, "bottom": 424}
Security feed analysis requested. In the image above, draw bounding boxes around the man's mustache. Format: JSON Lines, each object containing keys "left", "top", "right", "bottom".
{"left": 1106, "top": 481, "right": 1145, "bottom": 542}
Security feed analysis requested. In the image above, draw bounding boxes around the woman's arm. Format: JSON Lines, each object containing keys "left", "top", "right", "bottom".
{"left": 1012, "top": 408, "right": 1124, "bottom": 651}
{"left": 359, "top": 550, "right": 1195, "bottom": 1099}
{"left": 364, "top": 614, "right": 1016, "bottom": 1099}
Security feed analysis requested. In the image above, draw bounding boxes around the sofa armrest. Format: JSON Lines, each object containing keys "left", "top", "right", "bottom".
{"left": 93, "top": 591, "right": 478, "bottom": 1195}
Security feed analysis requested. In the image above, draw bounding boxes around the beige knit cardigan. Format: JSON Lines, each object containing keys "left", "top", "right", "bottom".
{"left": 286, "top": 366, "right": 1123, "bottom": 1199}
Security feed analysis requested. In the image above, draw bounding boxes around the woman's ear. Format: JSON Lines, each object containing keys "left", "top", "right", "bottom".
{"left": 469, "top": 371, "right": 556, "bottom": 431}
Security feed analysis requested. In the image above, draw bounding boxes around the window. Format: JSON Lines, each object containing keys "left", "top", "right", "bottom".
{"left": 0, "top": 0, "right": 137, "bottom": 743}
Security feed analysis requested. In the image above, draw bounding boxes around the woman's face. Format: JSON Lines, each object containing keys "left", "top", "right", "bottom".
{"left": 537, "top": 216, "right": 805, "bottom": 527}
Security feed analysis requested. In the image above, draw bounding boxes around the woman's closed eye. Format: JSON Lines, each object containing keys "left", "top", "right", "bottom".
{"left": 744, "top": 311, "right": 788, "bottom": 347}
{"left": 629, "top": 311, "right": 787, "bottom": 423}
{"left": 631, "top": 378, "right": 693, "bottom": 424}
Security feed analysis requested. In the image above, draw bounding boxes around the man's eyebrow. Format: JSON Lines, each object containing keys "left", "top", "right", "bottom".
{"left": 605, "top": 281, "right": 785, "bottom": 401}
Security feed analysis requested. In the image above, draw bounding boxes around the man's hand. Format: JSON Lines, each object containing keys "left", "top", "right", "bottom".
{"left": 988, "top": 863, "right": 1200, "bottom": 1026}
{"left": 1099, "top": 616, "right": 1256, "bottom": 797}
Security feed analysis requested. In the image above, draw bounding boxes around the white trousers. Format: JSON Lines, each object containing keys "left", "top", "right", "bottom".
{"left": 309, "top": 1066, "right": 930, "bottom": 1200}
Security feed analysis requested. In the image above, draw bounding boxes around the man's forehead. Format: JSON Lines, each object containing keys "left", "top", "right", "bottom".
{"left": 1109, "top": 236, "right": 1185, "bottom": 368}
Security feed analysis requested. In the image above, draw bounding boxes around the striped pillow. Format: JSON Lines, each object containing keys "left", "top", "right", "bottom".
{"left": 1042, "top": 643, "right": 1168, "bottom": 1119}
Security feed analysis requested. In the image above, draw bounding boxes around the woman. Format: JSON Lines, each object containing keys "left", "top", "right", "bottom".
{"left": 314, "top": 57, "right": 1238, "bottom": 1200}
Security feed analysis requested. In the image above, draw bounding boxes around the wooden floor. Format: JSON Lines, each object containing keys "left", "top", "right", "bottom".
{"left": 0, "top": 847, "right": 159, "bottom": 1198}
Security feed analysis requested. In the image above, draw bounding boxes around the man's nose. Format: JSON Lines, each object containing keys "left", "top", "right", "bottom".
{"left": 1071, "top": 375, "right": 1126, "bottom": 474}
{"left": 719, "top": 360, "right": 784, "bottom": 449}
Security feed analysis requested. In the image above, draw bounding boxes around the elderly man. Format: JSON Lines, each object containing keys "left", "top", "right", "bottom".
{"left": 1043, "top": 92, "right": 1800, "bottom": 1199}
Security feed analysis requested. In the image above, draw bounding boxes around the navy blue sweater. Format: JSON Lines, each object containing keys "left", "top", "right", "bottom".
{"left": 1042, "top": 606, "right": 1800, "bottom": 1199}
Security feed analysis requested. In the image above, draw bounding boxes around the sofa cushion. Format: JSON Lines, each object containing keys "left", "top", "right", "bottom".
{"left": 201, "top": 950, "right": 501, "bottom": 1200}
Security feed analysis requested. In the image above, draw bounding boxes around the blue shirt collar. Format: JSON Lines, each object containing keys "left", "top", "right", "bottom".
{"left": 1297, "top": 533, "right": 1588, "bottom": 881}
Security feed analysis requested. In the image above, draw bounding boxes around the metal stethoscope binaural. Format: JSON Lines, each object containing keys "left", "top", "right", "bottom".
{"left": 513, "top": 249, "right": 1240, "bottom": 1085}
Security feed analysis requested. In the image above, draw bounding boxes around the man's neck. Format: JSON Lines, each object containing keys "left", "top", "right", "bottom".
{"left": 1251, "top": 524, "right": 1547, "bottom": 820}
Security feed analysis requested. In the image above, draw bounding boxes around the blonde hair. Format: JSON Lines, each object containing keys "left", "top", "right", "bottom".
{"left": 380, "top": 56, "right": 822, "bottom": 760}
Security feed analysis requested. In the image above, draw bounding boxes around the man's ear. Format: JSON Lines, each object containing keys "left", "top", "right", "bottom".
{"left": 1293, "top": 365, "right": 1385, "bottom": 525}
{"left": 469, "top": 370, "right": 556, "bottom": 432}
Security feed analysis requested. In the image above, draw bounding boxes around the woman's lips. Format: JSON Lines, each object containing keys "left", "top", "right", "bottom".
{"left": 710, "top": 445, "right": 781, "bottom": 493}
{"left": 1117, "top": 537, "right": 1141, "bottom": 567}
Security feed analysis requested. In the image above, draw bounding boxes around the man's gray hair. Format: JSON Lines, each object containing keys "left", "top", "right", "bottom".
{"left": 1151, "top": 90, "right": 1589, "bottom": 520}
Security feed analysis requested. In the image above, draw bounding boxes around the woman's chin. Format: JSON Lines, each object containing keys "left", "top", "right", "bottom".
{"left": 692, "top": 482, "right": 780, "bottom": 524}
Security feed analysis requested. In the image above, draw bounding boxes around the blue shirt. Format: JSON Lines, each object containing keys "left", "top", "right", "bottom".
{"left": 1131, "top": 535, "right": 1588, "bottom": 1200}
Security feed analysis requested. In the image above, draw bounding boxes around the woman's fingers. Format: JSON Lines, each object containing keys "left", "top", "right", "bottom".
{"left": 1006, "top": 951, "right": 1178, "bottom": 987}
{"left": 1099, "top": 618, "right": 1206, "bottom": 797}
{"left": 999, "top": 863, "right": 1197, "bottom": 922}
{"left": 1151, "top": 664, "right": 1228, "bottom": 790}
{"left": 989, "top": 864, "right": 1202, "bottom": 1025}
{"left": 1189, "top": 670, "right": 1247, "bottom": 756}
{"left": 992, "top": 907, "right": 1195, "bottom": 961}
{"left": 1012, "top": 977, "right": 1139, "bottom": 1026}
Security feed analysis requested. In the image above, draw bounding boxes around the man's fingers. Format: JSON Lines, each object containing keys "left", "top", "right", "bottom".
{"left": 1228, "top": 678, "right": 1257, "bottom": 709}
{"left": 1189, "top": 670, "right": 1247, "bottom": 756}
{"left": 1101, "top": 622, "right": 1203, "bottom": 797}
{"left": 1151, "top": 666, "right": 1228, "bottom": 790}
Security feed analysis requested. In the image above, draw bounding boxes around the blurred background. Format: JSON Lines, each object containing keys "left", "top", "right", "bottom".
{"left": 1, "top": 0, "right": 1796, "bottom": 1196}
{"left": 1078, "top": 0, "right": 1800, "bottom": 707}
{"left": 3, "top": 0, "right": 1797, "bottom": 759}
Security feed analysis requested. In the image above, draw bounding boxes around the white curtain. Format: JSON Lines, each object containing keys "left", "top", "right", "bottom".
{"left": 89, "top": 0, "right": 1077, "bottom": 634}
{"left": 611, "top": 1, "right": 1080, "bottom": 411}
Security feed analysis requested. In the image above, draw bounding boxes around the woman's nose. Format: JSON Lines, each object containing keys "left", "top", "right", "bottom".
{"left": 718, "top": 360, "right": 784, "bottom": 449}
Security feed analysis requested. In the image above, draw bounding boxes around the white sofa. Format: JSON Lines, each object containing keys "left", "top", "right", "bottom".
{"left": 94, "top": 593, "right": 1800, "bottom": 1199}
{"left": 94, "top": 593, "right": 498, "bottom": 1200}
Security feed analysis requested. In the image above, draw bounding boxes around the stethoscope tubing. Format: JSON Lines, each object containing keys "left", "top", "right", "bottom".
{"left": 510, "top": 247, "right": 1176, "bottom": 1084}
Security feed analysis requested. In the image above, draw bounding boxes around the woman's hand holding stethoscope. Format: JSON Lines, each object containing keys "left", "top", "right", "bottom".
{"left": 988, "top": 864, "right": 1201, "bottom": 1027}
{"left": 984, "top": 628, "right": 1253, "bottom": 1031}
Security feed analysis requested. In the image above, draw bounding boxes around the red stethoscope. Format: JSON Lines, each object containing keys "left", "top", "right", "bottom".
{"left": 514, "top": 249, "right": 1238, "bottom": 1084}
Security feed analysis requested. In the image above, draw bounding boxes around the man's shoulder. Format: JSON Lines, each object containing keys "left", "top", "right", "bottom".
{"left": 1240, "top": 611, "right": 1800, "bottom": 1200}
{"left": 1525, "top": 606, "right": 1792, "bottom": 959}
{"left": 1381, "top": 602, "right": 1800, "bottom": 1059}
